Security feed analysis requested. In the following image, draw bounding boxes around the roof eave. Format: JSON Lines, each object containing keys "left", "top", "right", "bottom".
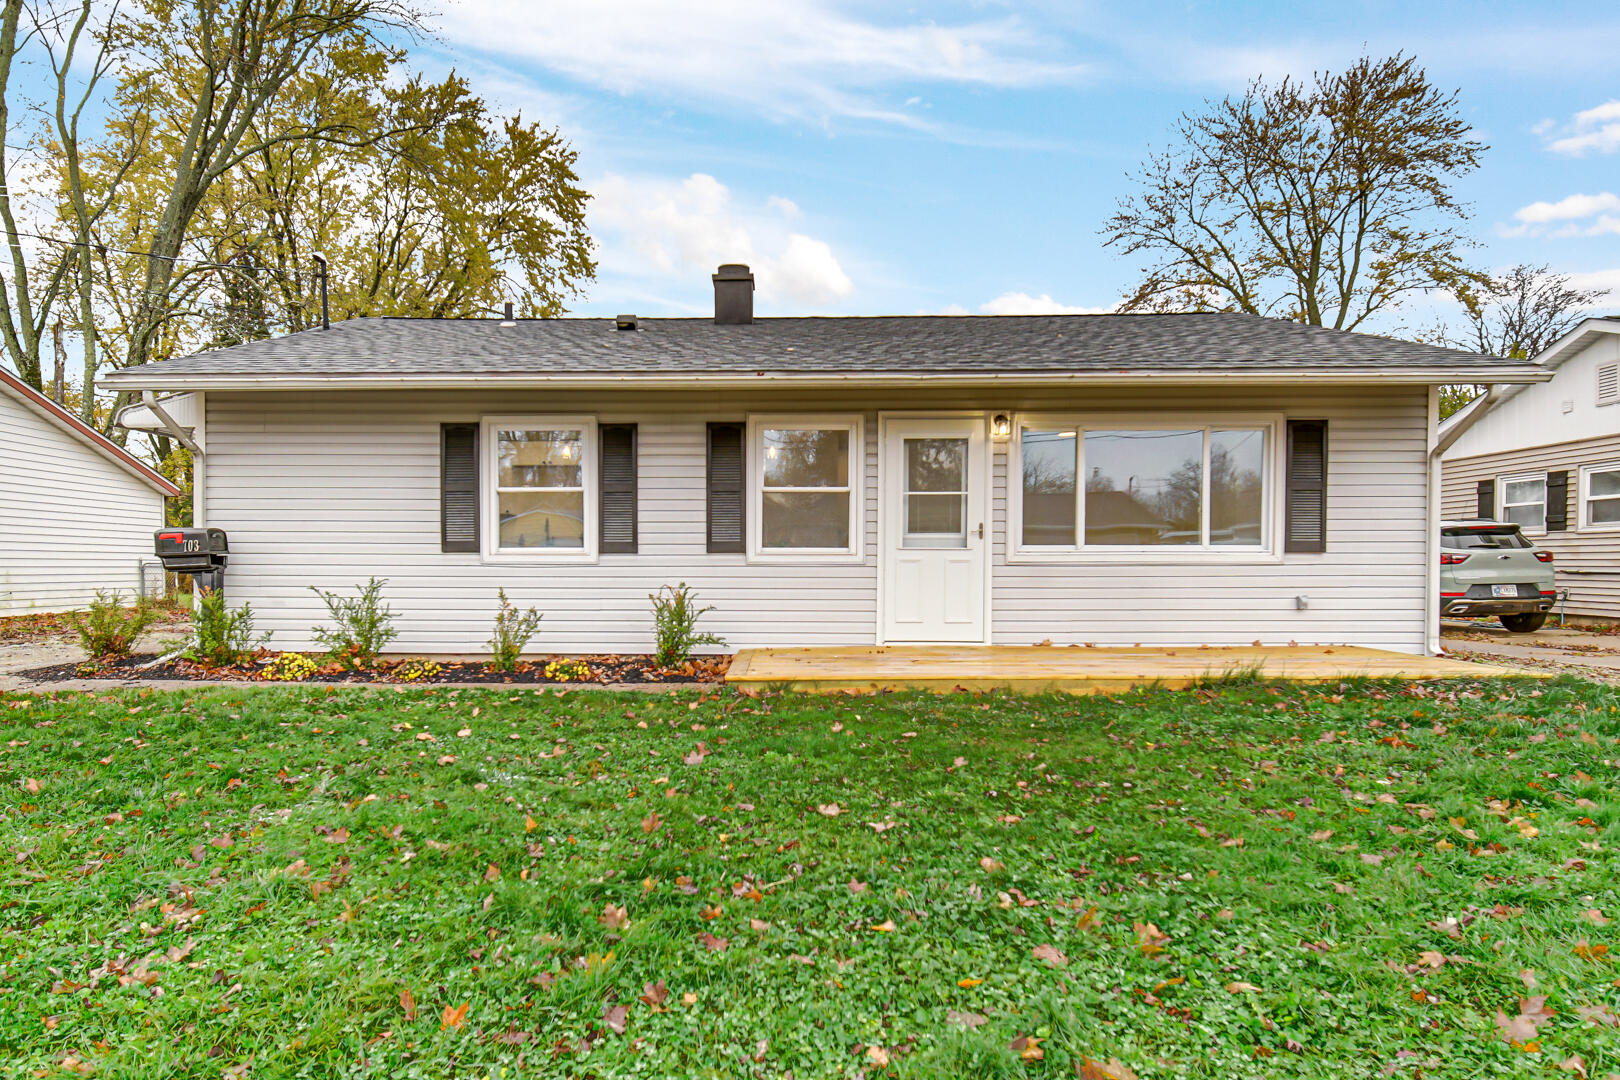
{"left": 101, "top": 367, "right": 1552, "bottom": 392}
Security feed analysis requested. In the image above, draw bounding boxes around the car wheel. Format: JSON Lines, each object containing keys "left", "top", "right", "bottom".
{"left": 1500, "top": 613, "right": 1547, "bottom": 634}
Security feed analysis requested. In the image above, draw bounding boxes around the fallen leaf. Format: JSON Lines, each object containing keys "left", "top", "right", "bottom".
{"left": 1494, "top": 996, "right": 1554, "bottom": 1045}
{"left": 400, "top": 988, "right": 417, "bottom": 1021}
{"left": 865, "top": 1045, "right": 890, "bottom": 1066}
{"left": 641, "top": 811, "right": 662, "bottom": 834}
{"left": 601, "top": 1003, "right": 629, "bottom": 1035}
{"left": 873, "top": 919, "right": 898, "bottom": 932}
{"left": 441, "top": 1001, "right": 469, "bottom": 1031}
{"left": 483, "top": 863, "right": 500, "bottom": 883}
{"left": 640, "top": 980, "right": 668, "bottom": 1007}
{"left": 1574, "top": 940, "right": 1610, "bottom": 962}
{"left": 946, "top": 1009, "right": 989, "bottom": 1028}
{"left": 698, "top": 931, "right": 729, "bottom": 952}
{"left": 1225, "top": 981, "right": 1262, "bottom": 993}
{"left": 1078, "top": 1059, "right": 1140, "bottom": 1080}
{"left": 524, "top": 815, "right": 538, "bottom": 833}
{"left": 816, "top": 803, "right": 843, "bottom": 817}
{"left": 979, "top": 856, "right": 1004, "bottom": 873}
{"left": 957, "top": 977, "right": 982, "bottom": 988}
{"left": 599, "top": 903, "right": 629, "bottom": 930}
{"left": 1134, "top": 921, "right": 1170, "bottom": 957}
{"left": 1032, "top": 943, "right": 1068, "bottom": 967}
{"left": 1010, "top": 1034, "right": 1044, "bottom": 1062}
{"left": 1582, "top": 909, "right": 1612, "bottom": 927}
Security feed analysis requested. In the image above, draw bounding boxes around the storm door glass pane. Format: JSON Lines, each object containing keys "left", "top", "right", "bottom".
{"left": 903, "top": 438, "right": 966, "bottom": 548}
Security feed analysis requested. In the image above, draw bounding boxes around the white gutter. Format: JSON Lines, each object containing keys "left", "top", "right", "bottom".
{"left": 99, "top": 368, "right": 1553, "bottom": 393}
{"left": 1425, "top": 384, "right": 1502, "bottom": 655}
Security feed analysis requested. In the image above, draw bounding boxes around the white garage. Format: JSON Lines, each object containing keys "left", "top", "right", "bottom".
{"left": 0, "top": 370, "right": 179, "bottom": 615}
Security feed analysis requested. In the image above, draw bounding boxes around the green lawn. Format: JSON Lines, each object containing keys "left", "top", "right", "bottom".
{"left": 3, "top": 679, "right": 1619, "bottom": 1079}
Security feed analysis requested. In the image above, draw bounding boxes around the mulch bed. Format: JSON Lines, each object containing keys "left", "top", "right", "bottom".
{"left": 21, "top": 652, "right": 731, "bottom": 685}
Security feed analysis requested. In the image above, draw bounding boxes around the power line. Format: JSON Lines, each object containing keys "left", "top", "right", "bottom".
{"left": 3, "top": 227, "right": 303, "bottom": 276}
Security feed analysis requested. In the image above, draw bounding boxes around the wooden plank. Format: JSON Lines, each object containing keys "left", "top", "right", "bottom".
{"left": 724, "top": 644, "right": 1543, "bottom": 694}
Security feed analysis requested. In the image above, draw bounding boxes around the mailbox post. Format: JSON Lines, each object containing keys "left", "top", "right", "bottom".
{"left": 154, "top": 528, "right": 229, "bottom": 596}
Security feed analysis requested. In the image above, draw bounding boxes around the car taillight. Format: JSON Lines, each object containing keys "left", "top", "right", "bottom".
{"left": 1441, "top": 552, "right": 1471, "bottom": 565}
{"left": 1535, "top": 551, "right": 1553, "bottom": 563}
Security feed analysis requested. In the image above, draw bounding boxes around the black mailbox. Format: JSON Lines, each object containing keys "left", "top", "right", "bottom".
{"left": 155, "top": 528, "right": 229, "bottom": 592}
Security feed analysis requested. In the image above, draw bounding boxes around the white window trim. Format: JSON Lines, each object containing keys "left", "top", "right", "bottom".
{"left": 746, "top": 414, "right": 865, "bottom": 563}
{"left": 481, "top": 415, "right": 598, "bottom": 562}
{"left": 1006, "top": 412, "right": 1284, "bottom": 564}
{"left": 1497, "top": 471, "right": 1548, "bottom": 535}
{"left": 1580, "top": 461, "right": 1620, "bottom": 531}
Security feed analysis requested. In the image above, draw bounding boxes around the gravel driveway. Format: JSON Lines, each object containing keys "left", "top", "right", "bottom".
{"left": 1441, "top": 618, "right": 1620, "bottom": 682}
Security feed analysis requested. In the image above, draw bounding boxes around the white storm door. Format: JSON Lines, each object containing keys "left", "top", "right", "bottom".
{"left": 880, "top": 417, "right": 989, "bottom": 643}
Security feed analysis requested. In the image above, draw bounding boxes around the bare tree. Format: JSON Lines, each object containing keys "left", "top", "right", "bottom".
{"left": 1441, "top": 263, "right": 1608, "bottom": 359}
{"left": 1103, "top": 53, "right": 1487, "bottom": 330}
{"left": 1434, "top": 263, "right": 1610, "bottom": 418}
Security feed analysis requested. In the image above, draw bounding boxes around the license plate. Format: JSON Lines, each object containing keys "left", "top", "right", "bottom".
{"left": 1491, "top": 584, "right": 1519, "bottom": 598}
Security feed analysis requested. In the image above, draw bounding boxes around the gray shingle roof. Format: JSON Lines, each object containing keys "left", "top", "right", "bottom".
{"left": 102, "top": 312, "right": 1544, "bottom": 384}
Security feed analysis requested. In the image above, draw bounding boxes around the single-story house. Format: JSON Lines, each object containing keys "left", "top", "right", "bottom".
{"left": 1, "top": 368, "right": 180, "bottom": 614}
{"left": 105, "top": 265, "right": 1546, "bottom": 657}
{"left": 1441, "top": 316, "right": 1620, "bottom": 620}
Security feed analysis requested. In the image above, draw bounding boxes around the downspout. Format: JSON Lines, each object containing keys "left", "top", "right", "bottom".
{"left": 142, "top": 390, "right": 201, "bottom": 456}
{"left": 1425, "top": 385, "right": 1501, "bottom": 655}
{"left": 142, "top": 390, "right": 206, "bottom": 527}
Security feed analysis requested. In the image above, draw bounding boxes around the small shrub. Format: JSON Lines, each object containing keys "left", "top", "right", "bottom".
{"left": 544, "top": 658, "right": 591, "bottom": 683}
{"left": 310, "top": 578, "right": 398, "bottom": 667}
{"left": 650, "top": 583, "right": 725, "bottom": 668}
{"left": 394, "top": 658, "right": 443, "bottom": 682}
{"left": 66, "top": 590, "right": 160, "bottom": 659}
{"left": 261, "top": 652, "right": 318, "bottom": 682}
{"left": 487, "top": 588, "right": 542, "bottom": 672}
{"left": 188, "top": 588, "right": 265, "bottom": 666}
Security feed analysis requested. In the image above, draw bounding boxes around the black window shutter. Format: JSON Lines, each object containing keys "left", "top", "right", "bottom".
{"left": 1284, "top": 420, "right": 1327, "bottom": 554}
{"left": 1546, "top": 470, "right": 1569, "bottom": 531}
{"left": 441, "top": 423, "right": 480, "bottom": 553}
{"left": 707, "top": 422, "right": 745, "bottom": 553}
{"left": 1476, "top": 479, "right": 1496, "bottom": 520}
{"left": 600, "top": 424, "right": 638, "bottom": 553}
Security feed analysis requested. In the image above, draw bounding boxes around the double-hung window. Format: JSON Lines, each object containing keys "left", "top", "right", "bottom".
{"left": 1498, "top": 473, "right": 1547, "bottom": 532}
{"left": 1014, "top": 420, "right": 1274, "bottom": 554}
{"left": 748, "top": 417, "right": 862, "bottom": 558}
{"left": 485, "top": 417, "right": 597, "bottom": 557}
{"left": 1582, "top": 463, "right": 1620, "bottom": 529}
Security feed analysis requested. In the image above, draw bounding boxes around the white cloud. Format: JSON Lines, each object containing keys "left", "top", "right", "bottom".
{"left": 977, "top": 291, "right": 1110, "bottom": 316}
{"left": 588, "top": 172, "right": 853, "bottom": 309}
{"left": 1503, "top": 192, "right": 1620, "bottom": 238}
{"left": 1545, "top": 100, "right": 1620, "bottom": 156}
{"left": 426, "top": 1, "right": 1085, "bottom": 128}
{"left": 1564, "top": 269, "right": 1620, "bottom": 297}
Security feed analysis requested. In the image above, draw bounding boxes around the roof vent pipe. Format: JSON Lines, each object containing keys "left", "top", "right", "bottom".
{"left": 713, "top": 263, "right": 754, "bottom": 325}
{"left": 311, "top": 253, "right": 329, "bottom": 331}
{"left": 500, "top": 301, "right": 515, "bottom": 327}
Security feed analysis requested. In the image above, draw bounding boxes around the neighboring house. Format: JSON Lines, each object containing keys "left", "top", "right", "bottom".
{"left": 1441, "top": 317, "right": 1620, "bottom": 620}
{"left": 105, "top": 265, "right": 1545, "bottom": 657}
{"left": 0, "top": 369, "right": 180, "bottom": 615}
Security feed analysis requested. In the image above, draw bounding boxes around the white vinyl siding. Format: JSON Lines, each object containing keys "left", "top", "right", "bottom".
{"left": 0, "top": 391, "right": 168, "bottom": 614}
{"left": 203, "top": 384, "right": 1430, "bottom": 655}
{"left": 1444, "top": 435, "right": 1620, "bottom": 620}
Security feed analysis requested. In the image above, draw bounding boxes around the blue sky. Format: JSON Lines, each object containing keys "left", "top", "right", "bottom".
{"left": 411, "top": 0, "right": 1620, "bottom": 328}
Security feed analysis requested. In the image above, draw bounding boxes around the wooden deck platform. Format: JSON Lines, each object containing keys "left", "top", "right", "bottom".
{"left": 724, "top": 643, "right": 1541, "bottom": 694}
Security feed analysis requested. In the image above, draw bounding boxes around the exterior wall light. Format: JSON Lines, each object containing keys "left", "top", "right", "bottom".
{"left": 991, "top": 413, "right": 1012, "bottom": 439}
